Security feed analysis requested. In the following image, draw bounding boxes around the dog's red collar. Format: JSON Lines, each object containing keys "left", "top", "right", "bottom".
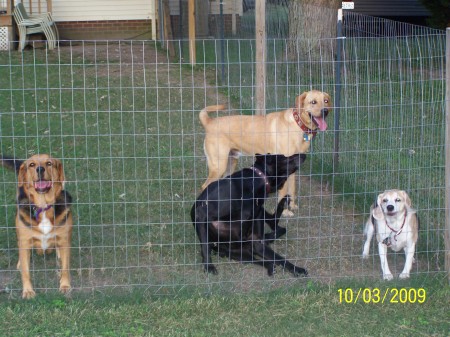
{"left": 383, "top": 211, "right": 407, "bottom": 246}
{"left": 292, "top": 108, "right": 317, "bottom": 138}
{"left": 250, "top": 166, "right": 270, "bottom": 194}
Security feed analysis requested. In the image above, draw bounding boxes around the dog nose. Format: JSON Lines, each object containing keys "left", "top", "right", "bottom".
{"left": 36, "top": 166, "right": 45, "bottom": 177}
{"left": 321, "top": 108, "right": 329, "bottom": 117}
{"left": 386, "top": 205, "right": 394, "bottom": 212}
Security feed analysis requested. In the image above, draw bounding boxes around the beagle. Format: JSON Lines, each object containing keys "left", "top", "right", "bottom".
{"left": 362, "top": 189, "right": 419, "bottom": 280}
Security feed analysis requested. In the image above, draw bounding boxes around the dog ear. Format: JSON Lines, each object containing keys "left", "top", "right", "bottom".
{"left": 372, "top": 193, "right": 385, "bottom": 220}
{"left": 398, "top": 190, "right": 412, "bottom": 208}
{"left": 295, "top": 92, "right": 308, "bottom": 110}
{"left": 54, "top": 159, "right": 66, "bottom": 189}
{"left": 398, "top": 190, "right": 416, "bottom": 213}
{"left": 17, "top": 161, "right": 27, "bottom": 187}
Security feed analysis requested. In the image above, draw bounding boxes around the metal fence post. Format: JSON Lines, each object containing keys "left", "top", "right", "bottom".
{"left": 333, "top": 8, "right": 344, "bottom": 168}
{"left": 445, "top": 27, "right": 450, "bottom": 282}
{"left": 219, "top": 0, "right": 225, "bottom": 85}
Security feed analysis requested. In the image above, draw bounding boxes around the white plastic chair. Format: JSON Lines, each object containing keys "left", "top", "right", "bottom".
{"left": 13, "top": 2, "right": 59, "bottom": 51}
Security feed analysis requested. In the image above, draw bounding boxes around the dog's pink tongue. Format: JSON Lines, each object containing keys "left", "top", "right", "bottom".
{"left": 313, "top": 116, "right": 328, "bottom": 131}
{"left": 35, "top": 181, "right": 52, "bottom": 190}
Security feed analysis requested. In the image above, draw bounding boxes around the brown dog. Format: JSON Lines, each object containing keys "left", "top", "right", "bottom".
{"left": 1, "top": 154, "right": 73, "bottom": 299}
{"left": 199, "top": 90, "right": 331, "bottom": 215}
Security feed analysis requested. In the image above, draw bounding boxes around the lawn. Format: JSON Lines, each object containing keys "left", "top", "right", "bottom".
{"left": 0, "top": 276, "right": 448, "bottom": 336}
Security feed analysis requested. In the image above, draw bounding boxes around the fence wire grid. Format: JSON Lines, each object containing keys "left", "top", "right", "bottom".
{"left": 0, "top": 12, "right": 447, "bottom": 297}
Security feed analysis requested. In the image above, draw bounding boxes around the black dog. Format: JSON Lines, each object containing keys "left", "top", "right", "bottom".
{"left": 191, "top": 153, "right": 308, "bottom": 277}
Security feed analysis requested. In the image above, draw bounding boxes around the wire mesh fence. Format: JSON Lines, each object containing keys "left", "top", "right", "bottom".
{"left": 0, "top": 12, "right": 447, "bottom": 297}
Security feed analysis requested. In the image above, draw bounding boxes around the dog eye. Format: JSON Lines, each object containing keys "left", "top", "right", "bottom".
{"left": 395, "top": 198, "right": 401, "bottom": 202}
{"left": 311, "top": 100, "right": 317, "bottom": 104}
{"left": 29, "top": 163, "right": 35, "bottom": 168}
{"left": 324, "top": 99, "right": 329, "bottom": 103}
{"left": 382, "top": 198, "right": 388, "bottom": 203}
{"left": 46, "top": 161, "right": 53, "bottom": 167}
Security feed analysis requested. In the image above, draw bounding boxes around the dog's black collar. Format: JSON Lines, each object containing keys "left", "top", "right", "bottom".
{"left": 249, "top": 166, "right": 270, "bottom": 194}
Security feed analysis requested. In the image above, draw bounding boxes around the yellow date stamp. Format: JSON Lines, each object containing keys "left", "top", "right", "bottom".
{"left": 337, "top": 288, "right": 426, "bottom": 304}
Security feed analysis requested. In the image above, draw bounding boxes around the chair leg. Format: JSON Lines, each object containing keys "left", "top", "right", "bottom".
{"left": 41, "top": 24, "right": 55, "bottom": 50}
{"left": 18, "top": 29, "right": 27, "bottom": 51}
{"left": 52, "top": 23, "right": 59, "bottom": 48}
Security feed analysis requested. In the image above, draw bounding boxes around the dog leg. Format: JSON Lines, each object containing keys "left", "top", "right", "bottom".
{"left": 17, "top": 241, "right": 35, "bottom": 299}
{"left": 399, "top": 242, "right": 416, "bottom": 279}
{"left": 251, "top": 238, "right": 307, "bottom": 277}
{"left": 195, "top": 223, "right": 218, "bottom": 275}
{"left": 201, "top": 143, "right": 230, "bottom": 190}
{"left": 264, "top": 195, "right": 289, "bottom": 241}
{"left": 224, "top": 155, "right": 239, "bottom": 177}
{"left": 226, "top": 245, "right": 276, "bottom": 276}
{"left": 279, "top": 175, "right": 297, "bottom": 217}
{"left": 377, "top": 242, "right": 393, "bottom": 280}
{"left": 57, "top": 243, "right": 72, "bottom": 294}
{"left": 362, "top": 220, "right": 374, "bottom": 258}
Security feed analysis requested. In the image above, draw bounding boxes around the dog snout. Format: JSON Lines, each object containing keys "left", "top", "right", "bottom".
{"left": 386, "top": 204, "right": 394, "bottom": 212}
{"left": 36, "top": 166, "right": 45, "bottom": 178}
{"left": 321, "top": 108, "right": 329, "bottom": 117}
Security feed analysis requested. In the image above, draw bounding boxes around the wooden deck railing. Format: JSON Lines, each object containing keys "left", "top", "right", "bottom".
{"left": 0, "top": 0, "right": 12, "bottom": 26}
{"left": 0, "top": 0, "right": 53, "bottom": 27}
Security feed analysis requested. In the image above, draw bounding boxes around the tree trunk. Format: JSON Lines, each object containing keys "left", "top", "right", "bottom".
{"left": 288, "top": 0, "right": 341, "bottom": 61}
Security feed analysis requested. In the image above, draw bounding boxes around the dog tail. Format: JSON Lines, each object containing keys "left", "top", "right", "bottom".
{"left": 199, "top": 105, "right": 226, "bottom": 127}
{"left": 0, "top": 156, "right": 22, "bottom": 174}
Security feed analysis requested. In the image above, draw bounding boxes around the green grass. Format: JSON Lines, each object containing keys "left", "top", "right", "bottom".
{"left": 0, "top": 276, "right": 448, "bottom": 336}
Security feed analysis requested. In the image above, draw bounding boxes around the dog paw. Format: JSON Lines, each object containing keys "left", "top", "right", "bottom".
{"left": 399, "top": 273, "right": 410, "bottom": 279}
{"left": 293, "top": 267, "right": 308, "bottom": 277}
{"left": 275, "top": 226, "right": 287, "bottom": 238}
{"left": 59, "top": 285, "right": 72, "bottom": 295}
{"left": 289, "top": 203, "right": 299, "bottom": 211}
{"left": 282, "top": 209, "right": 295, "bottom": 217}
{"left": 204, "top": 265, "right": 218, "bottom": 275}
{"left": 383, "top": 274, "right": 394, "bottom": 281}
{"left": 22, "top": 289, "right": 36, "bottom": 299}
{"left": 266, "top": 264, "right": 276, "bottom": 276}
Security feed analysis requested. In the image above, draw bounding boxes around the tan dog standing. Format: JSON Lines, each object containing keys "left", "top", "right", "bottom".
{"left": 199, "top": 90, "right": 331, "bottom": 215}
{"left": 362, "top": 189, "right": 419, "bottom": 280}
{"left": 1, "top": 154, "right": 73, "bottom": 299}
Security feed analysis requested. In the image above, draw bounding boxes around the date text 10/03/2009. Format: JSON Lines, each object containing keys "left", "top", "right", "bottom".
{"left": 337, "top": 288, "right": 426, "bottom": 304}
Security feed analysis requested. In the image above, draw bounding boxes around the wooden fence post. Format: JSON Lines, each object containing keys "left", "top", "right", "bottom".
{"left": 188, "top": 0, "right": 196, "bottom": 65}
{"left": 255, "top": 0, "right": 266, "bottom": 115}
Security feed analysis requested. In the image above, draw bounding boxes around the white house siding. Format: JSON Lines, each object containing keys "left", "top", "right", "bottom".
{"left": 51, "top": 0, "right": 156, "bottom": 22}
{"left": 168, "top": 0, "right": 242, "bottom": 16}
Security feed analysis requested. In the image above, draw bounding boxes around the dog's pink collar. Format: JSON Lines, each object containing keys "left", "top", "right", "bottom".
{"left": 383, "top": 211, "right": 407, "bottom": 245}
{"left": 249, "top": 166, "right": 270, "bottom": 194}
{"left": 292, "top": 108, "right": 317, "bottom": 138}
